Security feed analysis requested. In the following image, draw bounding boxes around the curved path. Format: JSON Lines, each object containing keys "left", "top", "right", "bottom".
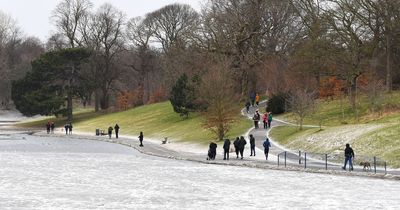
{"left": 243, "top": 101, "right": 400, "bottom": 176}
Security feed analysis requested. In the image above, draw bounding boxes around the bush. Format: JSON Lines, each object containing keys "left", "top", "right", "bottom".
{"left": 266, "top": 92, "right": 288, "bottom": 114}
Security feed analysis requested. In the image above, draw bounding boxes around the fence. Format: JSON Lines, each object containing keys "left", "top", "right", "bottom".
{"left": 277, "top": 150, "right": 387, "bottom": 174}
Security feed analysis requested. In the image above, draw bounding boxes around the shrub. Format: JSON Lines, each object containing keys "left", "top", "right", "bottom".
{"left": 266, "top": 92, "right": 288, "bottom": 114}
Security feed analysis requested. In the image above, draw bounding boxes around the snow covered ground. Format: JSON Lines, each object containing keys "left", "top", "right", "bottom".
{"left": 1, "top": 134, "right": 399, "bottom": 209}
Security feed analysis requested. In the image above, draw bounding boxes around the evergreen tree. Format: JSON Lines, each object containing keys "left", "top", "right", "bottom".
{"left": 169, "top": 73, "right": 195, "bottom": 118}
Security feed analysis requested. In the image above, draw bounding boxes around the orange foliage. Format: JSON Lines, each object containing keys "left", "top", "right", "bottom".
{"left": 148, "top": 86, "right": 168, "bottom": 104}
{"left": 319, "top": 76, "right": 346, "bottom": 99}
{"left": 116, "top": 89, "right": 145, "bottom": 111}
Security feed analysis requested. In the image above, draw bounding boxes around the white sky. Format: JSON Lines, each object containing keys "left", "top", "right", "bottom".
{"left": 0, "top": 0, "right": 205, "bottom": 42}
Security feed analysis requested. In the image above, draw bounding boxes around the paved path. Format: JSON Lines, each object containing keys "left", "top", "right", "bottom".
{"left": 243, "top": 101, "right": 400, "bottom": 176}
{"left": 2, "top": 105, "right": 399, "bottom": 180}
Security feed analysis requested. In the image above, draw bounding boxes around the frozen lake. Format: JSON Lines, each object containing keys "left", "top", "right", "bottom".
{"left": 0, "top": 134, "right": 399, "bottom": 209}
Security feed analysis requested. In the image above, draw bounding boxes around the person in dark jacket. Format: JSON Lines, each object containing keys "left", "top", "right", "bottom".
{"left": 253, "top": 110, "right": 260, "bottom": 129}
{"left": 64, "top": 124, "right": 69, "bottom": 135}
{"left": 245, "top": 101, "right": 251, "bottom": 113}
{"left": 68, "top": 123, "right": 73, "bottom": 135}
{"left": 342, "top": 143, "right": 355, "bottom": 171}
{"left": 238, "top": 136, "right": 247, "bottom": 159}
{"left": 46, "top": 121, "right": 51, "bottom": 134}
{"left": 223, "top": 139, "right": 231, "bottom": 160}
{"left": 114, "top": 124, "right": 120, "bottom": 139}
{"left": 108, "top": 126, "right": 113, "bottom": 139}
{"left": 233, "top": 137, "right": 240, "bottom": 158}
{"left": 263, "top": 138, "right": 271, "bottom": 160}
{"left": 138, "top": 131, "right": 144, "bottom": 147}
{"left": 50, "top": 122, "right": 55, "bottom": 134}
{"left": 249, "top": 134, "right": 256, "bottom": 156}
{"left": 208, "top": 142, "right": 217, "bottom": 160}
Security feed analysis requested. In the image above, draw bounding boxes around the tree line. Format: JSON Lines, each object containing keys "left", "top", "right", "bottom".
{"left": 2, "top": 0, "right": 400, "bottom": 138}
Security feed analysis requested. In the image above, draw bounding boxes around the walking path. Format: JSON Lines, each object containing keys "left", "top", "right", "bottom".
{"left": 2, "top": 104, "right": 399, "bottom": 180}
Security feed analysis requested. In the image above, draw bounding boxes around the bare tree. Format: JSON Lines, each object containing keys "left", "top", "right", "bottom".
{"left": 144, "top": 3, "right": 199, "bottom": 53}
{"left": 52, "top": 0, "right": 93, "bottom": 48}
{"left": 201, "top": 59, "right": 238, "bottom": 141}
{"left": 86, "top": 3, "right": 126, "bottom": 109}
{"left": 286, "top": 89, "right": 316, "bottom": 130}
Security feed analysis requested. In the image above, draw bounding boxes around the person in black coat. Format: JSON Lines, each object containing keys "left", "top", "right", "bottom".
{"left": 249, "top": 134, "right": 256, "bottom": 156}
{"left": 114, "top": 124, "right": 120, "bottom": 139}
{"left": 50, "top": 122, "right": 55, "bottom": 134}
{"left": 223, "top": 139, "right": 231, "bottom": 160}
{"left": 108, "top": 126, "right": 113, "bottom": 139}
{"left": 64, "top": 124, "right": 69, "bottom": 135}
{"left": 342, "top": 143, "right": 355, "bottom": 171}
{"left": 46, "top": 122, "right": 51, "bottom": 134}
{"left": 138, "top": 131, "right": 144, "bottom": 147}
{"left": 208, "top": 142, "right": 217, "bottom": 160}
{"left": 233, "top": 137, "right": 240, "bottom": 158}
{"left": 238, "top": 136, "right": 247, "bottom": 159}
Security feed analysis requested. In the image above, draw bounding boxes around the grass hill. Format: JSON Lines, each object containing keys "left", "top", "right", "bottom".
{"left": 270, "top": 91, "right": 400, "bottom": 168}
{"left": 18, "top": 101, "right": 252, "bottom": 144}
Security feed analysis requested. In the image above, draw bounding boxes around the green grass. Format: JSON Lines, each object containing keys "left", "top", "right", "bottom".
{"left": 279, "top": 91, "right": 400, "bottom": 126}
{"left": 271, "top": 91, "right": 400, "bottom": 168}
{"left": 18, "top": 101, "right": 252, "bottom": 145}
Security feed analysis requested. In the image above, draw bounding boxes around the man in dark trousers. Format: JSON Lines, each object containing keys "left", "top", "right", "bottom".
{"left": 263, "top": 138, "right": 271, "bottom": 160}
{"left": 138, "top": 131, "right": 144, "bottom": 147}
{"left": 108, "top": 126, "right": 113, "bottom": 139}
{"left": 253, "top": 110, "right": 260, "bottom": 129}
{"left": 114, "top": 124, "right": 120, "bottom": 139}
{"left": 208, "top": 142, "right": 217, "bottom": 160}
{"left": 46, "top": 122, "right": 51, "bottom": 134}
{"left": 245, "top": 101, "right": 251, "bottom": 113}
{"left": 64, "top": 124, "right": 69, "bottom": 135}
{"left": 233, "top": 137, "right": 240, "bottom": 158}
{"left": 238, "top": 136, "right": 247, "bottom": 159}
{"left": 342, "top": 143, "right": 355, "bottom": 171}
{"left": 223, "top": 139, "right": 231, "bottom": 160}
{"left": 249, "top": 134, "right": 256, "bottom": 156}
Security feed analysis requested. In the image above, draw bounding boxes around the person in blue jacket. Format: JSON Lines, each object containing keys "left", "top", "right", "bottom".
{"left": 263, "top": 138, "right": 271, "bottom": 160}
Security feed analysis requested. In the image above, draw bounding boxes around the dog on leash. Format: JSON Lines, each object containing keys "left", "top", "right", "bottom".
{"left": 359, "top": 161, "right": 371, "bottom": 171}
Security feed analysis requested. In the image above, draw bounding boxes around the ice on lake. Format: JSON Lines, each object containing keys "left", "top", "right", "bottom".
{"left": 0, "top": 134, "right": 399, "bottom": 209}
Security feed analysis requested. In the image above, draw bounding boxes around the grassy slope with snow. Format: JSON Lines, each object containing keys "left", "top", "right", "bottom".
{"left": 18, "top": 101, "right": 252, "bottom": 144}
{"left": 270, "top": 91, "right": 400, "bottom": 168}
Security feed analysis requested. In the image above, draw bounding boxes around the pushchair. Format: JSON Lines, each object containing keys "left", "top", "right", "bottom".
{"left": 207, "top": 149, "right": 216, "bottom": 160}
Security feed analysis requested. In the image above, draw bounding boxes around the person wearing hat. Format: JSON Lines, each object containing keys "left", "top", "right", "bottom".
{"left": 252, "top": 110, "right": 261, "bottom": 129}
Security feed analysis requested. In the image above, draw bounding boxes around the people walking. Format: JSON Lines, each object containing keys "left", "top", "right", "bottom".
{"left": 208, "top": 141, "right": 218, "bottom": 160}
{"left": 262, "top": 113, "right": 268, "bottom": 129}
{"left": 267, "top": 112, "right": 273, "bottom": 128}
{"left": 234, "top": 137, "right": 240, "bottom": 158}
{"left": 238, "top": 136, "right": 247, "bottom": 159}
{"left": 255, "top": 93, "right": 260, "bottom": 107}
{"left": 108, "top": 126, "right": 113, "bottom": 139}
{"left": 250, "top": 92, "right": 256, "bottom": 107}
{"left": 223, "top": 138, "right": 231, "bottom": 160}
{"left": 64, "top": 124, "right": 69, "bottom": 135}
{"left": 249, "top": 134, "right": 256, "bottom": 156}
{"left": 46, "top": 121, "right": 51, "bottom": 134}
{"left": 50, "top": 122, "right": 55, "bottom": 134}
{"left": 114, "top": 124, "right": 120, "bottom": 139}
{"left": 263, "top": 138, "right": 271, "bottom": 160}
{"left": 253, "top": 110, "right": 260, "bottom": 129}
{"left": 138, "top": 131, "right": 144, "bottom": 147}
{"left": 68, "top": 123, "right": 73, "bottom": 135}
{"left": 342, "top": 143, "right": 355, "bottom": 171}
{"left": 245, "top": 101, "right": 251, "bottom": 113}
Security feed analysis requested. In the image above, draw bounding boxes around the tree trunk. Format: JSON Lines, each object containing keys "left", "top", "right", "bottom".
{"left": 94, "top": 90, "right": 99, "bottom": 112}
{"left": 386, "top": 34, "right": 392, "bottom": 92}
{"left": 349, "top": 76, "right": 357, "bottom": 110}
{"left": 67, "top": 87, "right": 73, "bottom": 122}
{"left": 100, "top": 87, "right": 109, "bottom": 110}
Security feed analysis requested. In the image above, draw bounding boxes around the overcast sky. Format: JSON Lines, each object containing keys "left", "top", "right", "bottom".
{"left": 0, "top": 0, "right": 205, "bottom": 42}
